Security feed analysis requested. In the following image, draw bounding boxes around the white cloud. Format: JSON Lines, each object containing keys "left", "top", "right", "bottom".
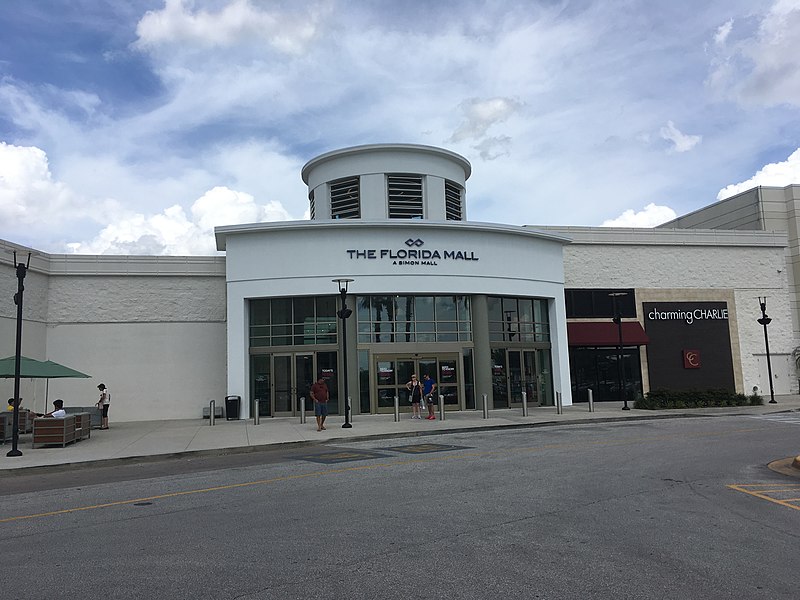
{"left": 707, "top": 0, "right": 800, "bottom": 107}
{"left": 0, "top": 142, "right": 102, "bottom": 245}
{"left": 717, "top": 148, "right": 800, "bottom": 199}
{"left": 659, "top": 121, "right": 701, "bottom": 153}
{"left": 134, "top": 0, "right": 325, "bottom": 55}
{"left": 714, "top": 18, "right": 734, "bottom": 46}
{"left": 601, "top": 203, "right": 678, "bottom": 227}
{"left": 449, "top": 97, "right": 524, "bottom": 143}
{"left": 69, "top": 186, "right": 294, "bottom": 255}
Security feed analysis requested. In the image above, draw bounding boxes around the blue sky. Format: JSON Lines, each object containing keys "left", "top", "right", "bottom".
{"left": 1, "top": 0, "right": 799, "bottom": 255}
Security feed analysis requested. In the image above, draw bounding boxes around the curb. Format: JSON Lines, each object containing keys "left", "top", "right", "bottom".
{"left": 0, "top": 411, "right": 730, "bottom": 476}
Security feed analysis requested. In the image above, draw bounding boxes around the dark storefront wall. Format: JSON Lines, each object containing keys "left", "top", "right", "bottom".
{"left": 644, "top": 302, "right": 735, "bottom": 392}
{"left": 570, "top": 346, "right": 643, "bottom": 402}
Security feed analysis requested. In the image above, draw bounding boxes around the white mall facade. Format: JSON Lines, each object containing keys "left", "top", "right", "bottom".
{"left": 1, "top": 145, "right": 796, "bottom": 421}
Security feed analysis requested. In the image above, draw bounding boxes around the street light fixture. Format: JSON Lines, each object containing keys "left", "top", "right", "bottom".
{"left": 609, "top": 292, "right": 630, "bottom": 411}
{"left": 757, "top": 296, "right": 777, "bottom": 404}
{"left": 7, "top": 251, "right": 32, "bottom": 457}
{"left": 333, "top": 278, "right": 354, "bottom": 428}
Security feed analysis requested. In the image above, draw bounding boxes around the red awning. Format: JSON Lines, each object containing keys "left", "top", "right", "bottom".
{"left": 567, "top": 322, "right": 650, "bottom": 346}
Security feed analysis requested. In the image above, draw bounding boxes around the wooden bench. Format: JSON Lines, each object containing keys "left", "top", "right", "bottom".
{"left": 73, "top": 412, "right": 91, "bottom": 440}
{"left": 32, "top": 416, "right": 77, "bottom": 448}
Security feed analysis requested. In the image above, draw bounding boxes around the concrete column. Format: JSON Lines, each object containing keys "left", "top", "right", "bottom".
{"left": 548, "top": 295, "right": 573, "bottom": 406}
{"left": 360, "top": 174, "right": 387, "bottom": 219}
{"left": 472, "top": 294, "right": 493, "bottom": 409}
{"left": 424, "top": 176, "right": 446, "bottom": 220}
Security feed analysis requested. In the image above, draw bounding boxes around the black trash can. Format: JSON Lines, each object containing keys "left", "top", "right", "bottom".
{"left": 225, "top": 395, "right": 241, "bottom": 420}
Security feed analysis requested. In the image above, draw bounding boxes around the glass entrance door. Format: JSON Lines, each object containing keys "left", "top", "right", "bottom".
{"left": 374, "top": 354, "right": 460, "bottom": 413}
{"left": 492, "top": 349, "right": 541, "bottom": 408}
{"left": 270, "top": 353, "right": 316, "bottom": 417}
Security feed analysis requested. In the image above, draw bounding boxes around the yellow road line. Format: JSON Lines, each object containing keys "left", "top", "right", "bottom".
{"left": 727, "top": 484, "right": 800, "bottom": 511}
{"left": 0, "top": 424, "right": 779, "bottom": 523}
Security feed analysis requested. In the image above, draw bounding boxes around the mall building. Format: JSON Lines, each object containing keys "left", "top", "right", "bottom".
{"left": 0, "top": 145, "right": 797, "bottom": 421}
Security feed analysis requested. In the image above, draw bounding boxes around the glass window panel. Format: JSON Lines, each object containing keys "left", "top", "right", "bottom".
{"left": 356, "top": 296, "right": 371, "bottom": 322}
{"left": 250, "top": 300, "right": 271, "bottom": 325}
{"left": 534, "top": 299, "right": 548, "bottom": 324}
{"left": 435, "top": 296, "right": 457, "bottom": 321}
{"left": 415, "top": 296, "right": 434, "bottom": 321}
{"left": 294, "top": 297, "right": 314, "bottom": 324}
{"left": 272, "top": 298, "right": 292, "bottom": 325}
{"left": 251, "top": 338, "right": 271, "bottom": 347}
{"left": 395, "top": 296, "right": 412, "bottom": 321}
{"left": 250, "top": 325, "right": 270, "bottom": 337}
{"left": 487, "top": 296, "right": 502, "bottom": 321}
{"left": 417, "top": 333, "right": 435, "bottom": 342}
{"left": 502, "top": 297, "right": 517, "bottom": 319}
{"left": 416, "top": 321, "right": 434, "bottom": 332}
{"left": 437, "top": 332, "right": 458, "bottom": 342}
{"left": 518, "top": 298, "right": 533, "bottom": 322}
{"left": 458, "top": 332, "right": 472, "bottom": 341}
{"left": 437, "top": 321, "right": 457, "bottom": 332}
{"left": 317, "top": 296, "right": 337, "bottom": 320}
{"left": 373, "top": 296, "right": 395, "bottom": 322}
{"left": 458, "top": 296, "right": 471, "bottom": 321}
{"left": 272, "top": 324, "right": 291, "bottom": 336}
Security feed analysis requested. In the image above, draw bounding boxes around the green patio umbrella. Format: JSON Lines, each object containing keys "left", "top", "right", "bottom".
{"left": 0, "top": 356, "right": 91, "bottom": 412}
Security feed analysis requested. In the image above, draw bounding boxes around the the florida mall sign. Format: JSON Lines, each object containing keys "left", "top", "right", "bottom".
{"left": 346, "top": 238, "right": 479, "bottom": 267}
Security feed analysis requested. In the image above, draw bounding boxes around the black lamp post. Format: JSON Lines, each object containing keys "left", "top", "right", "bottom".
{"left": 757, "top": 296, "right": 777, "bottom": 404}
{"left": 333, "top": 278, "right": 354, "bottom": 428}
{"left": 7, "top": 251, "right": 31, "bottom": 457}
{"left": 609, "top": 292, "right": 630, "bottom": 410}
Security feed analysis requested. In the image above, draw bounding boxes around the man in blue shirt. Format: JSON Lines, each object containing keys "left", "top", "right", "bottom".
{"left": 423, "top": 374, "right": 437, "bottom": 420}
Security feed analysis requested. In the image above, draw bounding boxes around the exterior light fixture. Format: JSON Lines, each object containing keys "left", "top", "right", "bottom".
{"left": 7, "top": 251, "right": 32, "bottom": 457}
{"left": 757, "top": 297, "right": 777, "bottom": 404}
{"left": 333, "top": 278, "right": 355, "bottom": 428}
{"left": 608, "top": 292, "right": 630, "bottom": 411}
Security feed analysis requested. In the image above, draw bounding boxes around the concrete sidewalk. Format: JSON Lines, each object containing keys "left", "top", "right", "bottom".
{"left": 3, "top": 396, "right": 800, "bottom": 472}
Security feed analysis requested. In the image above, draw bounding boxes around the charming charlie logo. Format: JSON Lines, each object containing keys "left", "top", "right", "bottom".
{"left": 346, "top": 238, "right": 478, "bottom": 266}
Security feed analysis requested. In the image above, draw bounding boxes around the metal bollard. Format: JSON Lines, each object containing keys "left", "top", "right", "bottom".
{"left": 394, "top": 396, "right": 399, "bottom": 422}
{"left": 253, "top": 399, "right": 260, "bottom": 425}
{"left": 299, "top": 397, "right": 306, "bottom": 424}
{"left": 521, "top": 391, "right": 528, "bottom": 417}
{"left": 209, "top": 399, "right": 216, "bottom": 426}
{"left": 438, "top": 394, "right": 445, "bottom": 421}
{"left": 588, "top": 389, "right": 594, "bottom": 412}
{"left": 556, "top": 391, "right": 563, "bottom": 415}
{"left": 482, "top": 393, "right": 489, "bottom": 419}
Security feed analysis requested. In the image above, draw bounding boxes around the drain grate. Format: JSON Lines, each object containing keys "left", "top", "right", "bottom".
{"left": 384, "top": 443, "right": 471, "bottom": 454}
{"left": 295, "top": 450, "right": 390, "bottom": 464}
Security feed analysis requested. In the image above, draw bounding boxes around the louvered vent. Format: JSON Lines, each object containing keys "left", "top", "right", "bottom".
{"left": 330, "top": 176, "right": 360, "bottom": 219}
{"left": 445, "top": 180, "right": 463, "bottom": 221}
{"left": 388, "top": 174, "right": 423, "bottom": 218}
{"left": 309, "top": 189, "right": 315, "bottom": 220}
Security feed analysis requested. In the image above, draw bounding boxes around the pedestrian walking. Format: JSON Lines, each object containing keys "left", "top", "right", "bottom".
{"left": 310, "top": 376, "right": 329, "bottom": 431}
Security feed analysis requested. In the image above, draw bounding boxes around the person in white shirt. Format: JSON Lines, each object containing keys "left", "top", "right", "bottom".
{"left": 44, "top": 399, "right": 66, "bottom": 418}
{"left": 97, "top": 383, "right": 111, "bottom": 429}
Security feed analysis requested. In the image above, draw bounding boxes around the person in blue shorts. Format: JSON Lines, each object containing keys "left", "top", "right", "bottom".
{"left": 423, "top": 373, "right": 437, "bottom": 420}
{"left": 310, "top": 376, "right": 329, "bottom": 431}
